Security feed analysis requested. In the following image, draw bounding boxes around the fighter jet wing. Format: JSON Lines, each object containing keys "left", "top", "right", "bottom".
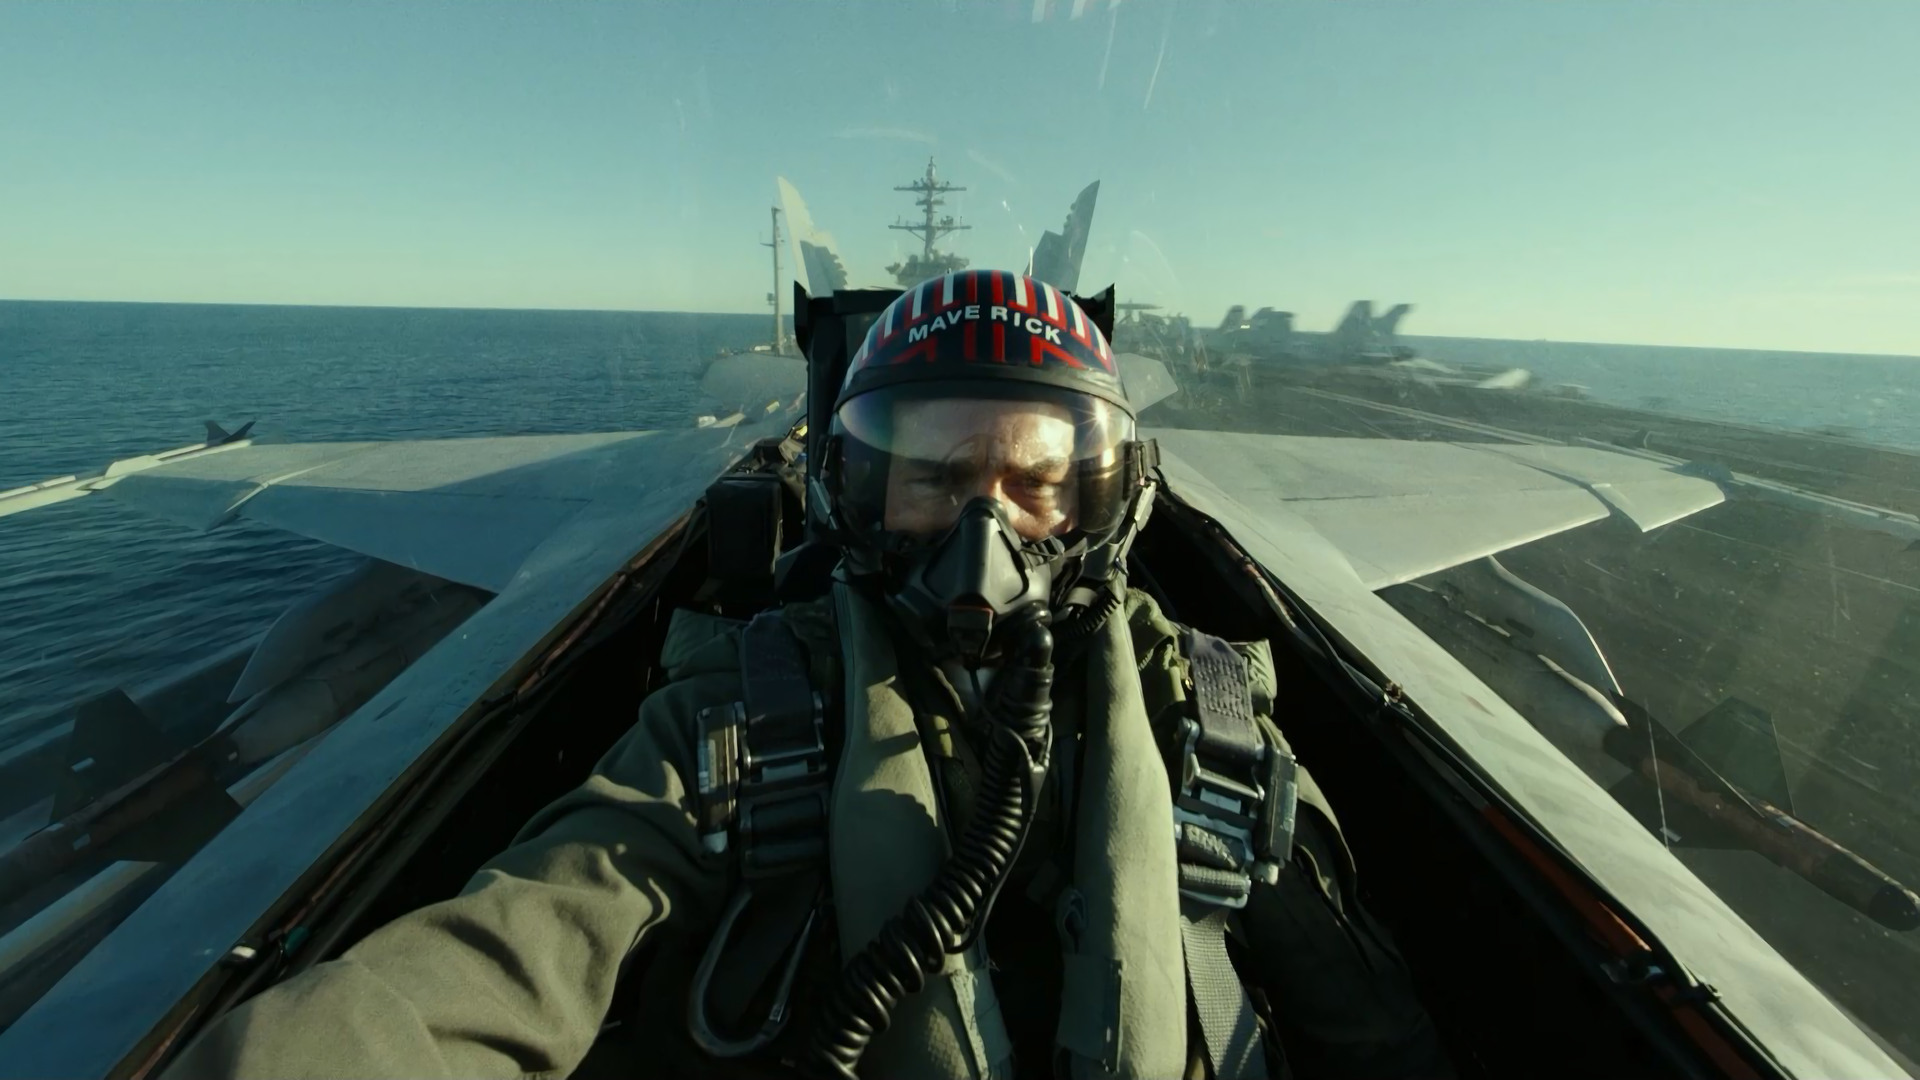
{"left": 0, "top": 428, "right": 749, "bottom": 1079}
{"left": 1147, "top": 431, "right": 1910, "bottom": 1080}
{"left": 7, "top": 426, "right": 1718, "bottom": 598}
{"left": 0, "top": 428, "right": 764, "bottom": 593}
{"left": 1147, "top": 431, "right": 1725, "bottom": 590}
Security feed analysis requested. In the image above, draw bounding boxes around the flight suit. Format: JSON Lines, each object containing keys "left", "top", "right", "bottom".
{"left": 163, "top": 587, "right": 1449, "bottom": 1080}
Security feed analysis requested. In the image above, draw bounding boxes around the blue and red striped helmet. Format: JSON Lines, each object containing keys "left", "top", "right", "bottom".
{"left": 833, "top": 268, "right": 1130, "bottom": 417}
{"left": 826, "top": 270, "right": 1145, "bottom": 558}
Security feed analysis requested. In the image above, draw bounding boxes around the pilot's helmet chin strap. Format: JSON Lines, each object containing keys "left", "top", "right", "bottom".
{"left": 1064, "top": 482, "right": 1155, "bottom": 608}
{"left": 1055, "top": 438, "right": 1160, "bottom": 638}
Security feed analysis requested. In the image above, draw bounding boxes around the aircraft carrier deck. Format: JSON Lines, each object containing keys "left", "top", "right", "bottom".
{"left": 1150, "top": 365, "right": 1920, "bottom": 1064}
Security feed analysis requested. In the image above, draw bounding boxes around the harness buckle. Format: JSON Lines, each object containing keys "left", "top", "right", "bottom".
{"left": 1171, "top": 629, "right": 1300, "bottom": 909}
{"left": 738, "top": 693, "right": 830, "bottom": 879}
{"left": 696, "top": 702, "right": 745, "bottom": 855}
{"left": 697, "top": 693, "right": 831, "bottom": 877}
{"left": 1173, "top": 717, "right": 1268, "bottom": 908}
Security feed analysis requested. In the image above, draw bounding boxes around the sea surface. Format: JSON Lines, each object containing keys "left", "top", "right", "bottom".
{"left": 0, "top": 301, "right": 766, "bottom": 750}
{"left": 2, "top": 300, "right": 1917, "bottom": 744}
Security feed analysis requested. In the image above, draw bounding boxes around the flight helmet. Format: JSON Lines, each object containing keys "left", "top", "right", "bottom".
{"left": 820, "top": 269, "right": 1157, "bottom": 660}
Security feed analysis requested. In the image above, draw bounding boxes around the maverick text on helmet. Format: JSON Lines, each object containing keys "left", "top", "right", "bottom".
{"left": 838, "top": 268, "right": 1125, "bottom": 408}
{"left": 823, "top": 270, "right": 1158, "bottom": 662}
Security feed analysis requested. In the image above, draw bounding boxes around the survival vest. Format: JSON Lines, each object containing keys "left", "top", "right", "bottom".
{"left": 687, "top": 597, "right": 1301, "bottom": 1079}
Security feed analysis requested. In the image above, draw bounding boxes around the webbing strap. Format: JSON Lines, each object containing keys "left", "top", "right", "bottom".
{"left": 697, "top": 612, "right": 825, "bottom": 859}
{"left": 1177, "top": 629, "right": 1273, "bottom": 1079}
{"left": 736, "top": 612, "right": 830, "bottom": 878}
{"left": 688, "top": 611, "right": 833, "bottom": 1057}
{"left": 702, "top": 875, "right": 822, "bottom": 1033}
{"left": 1187, "top": 633, "right": 1263, "bottom": 767}
{"left": 741, "top": 612, "right": 817, "bottom": 749}
{"left": 1181, "top": 904, "right": 1269, "bottom": 1080}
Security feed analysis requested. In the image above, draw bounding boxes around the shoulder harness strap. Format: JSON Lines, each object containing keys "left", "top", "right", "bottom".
{"left": 688, "top": 610, "right": 835, "bottom": 1058}
{"left": 1173, "top": 628, "right": 1301, "bottom": 1080}
{"left": 695, "top": 611, "right": 832, "bottom": 871}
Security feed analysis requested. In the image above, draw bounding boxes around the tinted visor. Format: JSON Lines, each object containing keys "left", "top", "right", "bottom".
{"left": 834, "top": 382, "right": 1135, "bottom": 544}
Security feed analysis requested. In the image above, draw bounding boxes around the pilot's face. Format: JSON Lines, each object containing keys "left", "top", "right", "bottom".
{"left": 884, "top": 398, "right": 1078, "bottom": 541}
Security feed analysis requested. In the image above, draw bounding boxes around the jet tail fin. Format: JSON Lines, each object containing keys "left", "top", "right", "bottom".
{"left": 1029, "top": 180, "right": 1100, "bottom": 293}
{"left": 1332, "top": 300, "right": 1375, "bottom": 344}
{"left": 1217, "top": 305, "right": 1247, "bottom": 333}
{"left": 1375, "top": 303, "right": 1413, "bottom": 337}
{"left": 777, "top": 177, "right": 849, "bottom": 296}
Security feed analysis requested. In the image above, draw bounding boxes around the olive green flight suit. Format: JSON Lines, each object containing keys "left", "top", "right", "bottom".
{"left": 163, "top": 588, "right": 1448, "bottom": 1080}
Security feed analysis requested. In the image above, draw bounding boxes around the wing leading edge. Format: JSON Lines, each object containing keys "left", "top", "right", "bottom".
{"left": 2, "top": 429, "right": 764, "bottom": 593}
{"left": 1148, "top": 430, "right": 1725, "bottom": 590}
{"left": 7, "top": 426, "right": 1718, "bottom": 599}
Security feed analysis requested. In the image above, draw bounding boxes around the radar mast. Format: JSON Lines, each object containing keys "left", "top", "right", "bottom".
{"left": 761, "top": 205, "right": 790, "bottom": 354}
{"left": 887, "top": 157, "right": 970, "bottom": 288}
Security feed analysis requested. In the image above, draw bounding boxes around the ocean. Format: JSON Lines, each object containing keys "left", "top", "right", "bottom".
{"left": 0, "top": 301, "right": 768, "bottom": 749}
{"left": 2, "top": 300, "right": 1916, "bottom": 745}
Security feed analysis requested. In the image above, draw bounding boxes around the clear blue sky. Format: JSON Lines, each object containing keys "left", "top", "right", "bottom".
{"left": 2, "top": 1, "right": 1916, "bottom": 353}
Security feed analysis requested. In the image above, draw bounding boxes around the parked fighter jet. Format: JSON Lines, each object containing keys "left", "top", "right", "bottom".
{"left": 0, "top": 282, "right": 1912, "bottom": 1080}
{"left": 1206, "top": 300, "right": 1417, "bottom": 366}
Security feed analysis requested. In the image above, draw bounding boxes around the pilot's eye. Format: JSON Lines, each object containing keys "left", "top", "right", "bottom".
{"left": 1012, "top": 476, "right": 1062, "bottom": 499}
{"left": 904, "top": 461, "right": 972, "bottom": 493}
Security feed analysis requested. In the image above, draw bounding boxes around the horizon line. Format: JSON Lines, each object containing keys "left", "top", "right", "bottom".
{"left": 0, "top": 295, "right": 776, "bottom": 318}
{"left": 3, "top": 295, "right": 1916, "bottom": 361}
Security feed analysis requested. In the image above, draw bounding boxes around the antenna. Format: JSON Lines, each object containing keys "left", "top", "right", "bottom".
{"left": 886, "top": 157, "right": 971, "bottom": 288}
{"left": 889, "top": 157, "right": 971, "bottom": 260}
{"left": 761, "top": 205, "right": 788, "bottom": 354}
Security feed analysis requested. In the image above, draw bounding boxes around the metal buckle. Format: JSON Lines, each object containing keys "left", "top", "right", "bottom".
{"left": 697, "top": 703, "right": 746, "bottom": 855}
{"left": 696, "top": 692, "right": 830, "bottom": 864}
{"left": 1173, "top": 718, "right": 1274, "bottom": 908}
{"left": 740, "top": 694, "right": 828, "bottom": 788}
{"left": 738, "top": 693, "right": 830, "bottom": 879}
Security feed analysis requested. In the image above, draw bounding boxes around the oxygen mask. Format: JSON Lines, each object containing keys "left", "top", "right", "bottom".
{"left": 887, "top": 496, "right": 1058, "bottom": 666}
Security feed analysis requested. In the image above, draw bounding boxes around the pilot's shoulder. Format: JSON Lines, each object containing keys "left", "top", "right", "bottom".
{"left": 1123, "top": 586, "right": 1183, "bottom": 662}
{"left": 1123, "top": 588, "right": 1278, "bottom": 719}
{"left": 659, "top": 594, "right": 840, "bottom": 684}
{"left": 661, "top": 607, "right": 747, "bottom": 682}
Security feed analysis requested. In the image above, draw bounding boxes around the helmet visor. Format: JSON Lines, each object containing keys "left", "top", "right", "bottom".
{"left": 834, "top": 383, "right": 1135, "bottom": 544}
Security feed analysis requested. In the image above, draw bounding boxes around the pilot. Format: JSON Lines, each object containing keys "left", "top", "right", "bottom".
{"left": 165, "top": 271, "right": 1452, "bottom": 1080}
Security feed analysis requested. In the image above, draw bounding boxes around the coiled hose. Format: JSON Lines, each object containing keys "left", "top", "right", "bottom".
{"left": 803, "top": 613, "right": 1055, "bottom": 1080}
{"left": 1053, "top": 582, "right": 1122, "bottom": 645}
